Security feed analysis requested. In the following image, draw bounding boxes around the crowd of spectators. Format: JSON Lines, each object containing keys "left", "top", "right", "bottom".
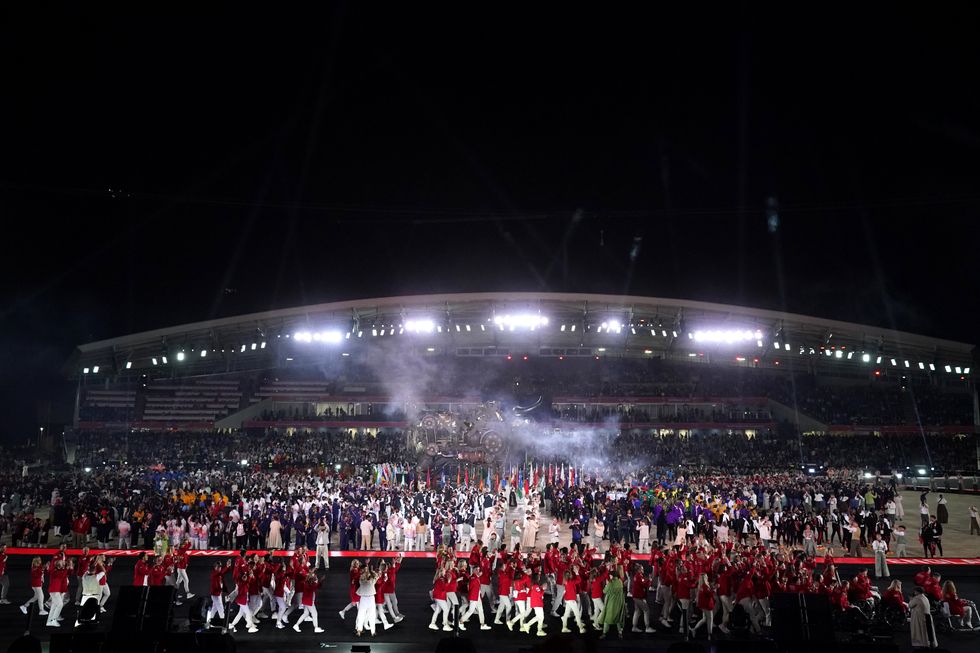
{"left": 81, "top": 355, "right": 973, "bottom": 430}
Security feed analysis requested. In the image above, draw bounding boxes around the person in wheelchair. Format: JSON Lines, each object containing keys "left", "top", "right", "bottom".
{"left": 880, "top": 579, "right": 909, "bottom": 626}
{"left": 941, "top": 580, "right": 980, "bottom": 630}
{"left": 73, "top": 563, "right": 105, "bottom": 627}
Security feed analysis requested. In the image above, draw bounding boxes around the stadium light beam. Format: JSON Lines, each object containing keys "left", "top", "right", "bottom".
{"left": 493, "top": 314, "right": 549, "bottom": 330}
{"left": 405, "top": 319, "right": 436, "bottom": 333}
{"left": 692, "top": 329, "right": 763, "bottom": 344}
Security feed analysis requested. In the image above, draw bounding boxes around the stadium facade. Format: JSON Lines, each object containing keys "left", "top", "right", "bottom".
{"left": 66, "top": 292, "right": 978, "bottom": 437}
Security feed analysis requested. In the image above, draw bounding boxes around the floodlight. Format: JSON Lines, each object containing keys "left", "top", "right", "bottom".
{"left": 152, "top": 358, "right": 158, "bottom": 366}
{"left": 561, "top": 324, "right": 566, "bottom": 332}
{"left": 200, "top": 350, "right": 207, "bottom": 358}
{"left": 692, "top": 329, "right": 763, "bottom": 344}
{"left": 862, "top": 353, "right": 870, "bottom": 363}
{"left": 756, "top": 340, "right": 763, "bottom": 347}
{"left": 161, "top": 356, "right": 168, "bottom": 364}
{"left": 955, "top": 366, "right": 962, "bottom": 374}
{"left": 965, "top": 367, "right": 971, "bottom": 374}
{"left": 662, "top": 330, "right": 668, "bottom": 337}
{"left": 808, "top": 468, "right": 816, "bottom": 474}
{"left": 493, "top": 314, "right": 548, "bottom": 329}
{"left": 176, "top": 352, "right": 185, "bottom": 361}
{"left": 83, "top": 367, "right": 90, "bottom": 374}
{"left": 918, "top": 362, "right": 924, "bottom": 369}
{"left": 773, "top": 342, "right": 780, "bottom": 350}
{"left": 644, "top": 349, "right": 653, "bottom": 355}
{"left": 890, "top": 359, "right": 897, "bottom": 366}
{"left": 92, "top": 365, "right": 100, "bottom": 373}
{"left": 240, "top": 459, "right": 248, "bottom": 466}
{"left": 125, "top": 361, "right": 132, "bottom": 369}
{"left": 876, "top": 356, "right": 882, "bottom": 364}
{"left": 260, "top": 341, "right": 266, "bottom": 349}
{"left": 251, "top": 343, "right": 257, "bottom": 350}
{"left": 784, "top": 343, "right": 790, "bottom": 351}
{"left": 847, "top": 352, "right": 853, "bottom": 360}
{"left": 944, "top": 365, "right": 952, "bottom": 373}
{"left": 426, "top": 347, "right": 435, "bottom": 352}
{"left": 834, "top": 350, "right": 843, "bottom": 359}
{"left": 240, "top": 344, "right": 247, "bottom": 352}
{"left": 929, "top": 363, "right": 935, "bottom": 371}
{"left": 904, "top": 360, "right": 910, "bottom": 368}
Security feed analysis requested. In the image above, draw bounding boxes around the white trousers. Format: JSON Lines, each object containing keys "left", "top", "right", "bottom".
{"left": 507, "top": 599, "right": 529, "bottom": 628}
{"left": 524, "top": 606, "right": 545, "bottom": 633}
{"left": 494, "top": 595, "right": 513, "bottom": 622}
{"left": 295, "top": 604, "right": 319, "bottom": 629}
{"left": 176, "top": 568, "right": 191, "bottom": 593}
{"left": 24, "top": 587, "right": 45, "bottom": 612}
{"left": 562, "top": 599, "right": 584, "bottom": 629}
{"left": 461, "top": 597, "right": 486, "bottom": 624}
{"left": 591, "top": 597, "right": 605, "bottom": 624}
{"left": 316, "top": 545, "right": 330, "bottom": 568}
{"left": 230, "top": 602, "right": 255, "bottom": 629}
{"left": 384, "top": 593, "right": 402, "bottom": 618}
{"left": 206, "top": 595, "right": 225, "bottom": 623}
{"left": 46, "top": 592, "right": 65, "bottom": 626}
{"left": 430, "top": 598, "right": 451, "bottom": 628}
{"left": 355, "top": 596, "right": 376, "bottom": 634}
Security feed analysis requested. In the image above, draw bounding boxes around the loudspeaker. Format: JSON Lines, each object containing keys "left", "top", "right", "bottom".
{"left": 770, "top": 592, "right": 834, "bottom": 645}
{"left": 142, "top": 586, "right": 176, "bottom": 635}
{"left": 186, "top": 596, "right": 209, "bottom": 629}
{"left": 110, "top": 586, "right": 147, "bottom": 633}
{"left": 49, "top": 632, "right": 106, "bottom": 653}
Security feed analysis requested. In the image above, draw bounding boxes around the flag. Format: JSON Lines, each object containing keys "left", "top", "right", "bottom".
{"left": 524, "top": 470, "right": 530, "bottom": 498}
{"left": 518, "top": 467, "right": 524, "bottom": 498}
{"left": 441, "top": 468, "right": 446, "bottom": 488}
{"left": 465, "top": 465, "right": 469, "bottom": 486}
{"left": 548, "top": 463, "right": 553, "bottom": 485}
{"left": 495, "top": 472, "right": 500, "bottom": 492}
{"left": 570, "top": 465, "right": 575, "bottom": 487}
{"left": 457, "top": 465, "right": 461, "bottom": 486}
{"left": 486, "top": 467, "right": 491, "bottom": 489}
{"left": 426, "top": 468, "right": 431, "bottom": 488}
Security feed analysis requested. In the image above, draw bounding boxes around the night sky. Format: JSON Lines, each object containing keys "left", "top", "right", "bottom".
{"left": 2, "top": 5, "right": 979, "bottom": 441}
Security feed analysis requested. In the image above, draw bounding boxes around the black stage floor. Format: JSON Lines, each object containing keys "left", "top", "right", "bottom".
{"left": 1, "top": 557, "right": 978, "bottom": 653}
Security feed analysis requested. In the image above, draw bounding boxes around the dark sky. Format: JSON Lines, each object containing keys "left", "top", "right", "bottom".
{"left": 2, "top": 4, "right": 979, "bottom": 440}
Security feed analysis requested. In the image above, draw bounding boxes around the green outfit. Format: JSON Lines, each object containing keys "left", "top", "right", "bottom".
{"left": 601, "top": 577, "right": 626, "bottom": 634}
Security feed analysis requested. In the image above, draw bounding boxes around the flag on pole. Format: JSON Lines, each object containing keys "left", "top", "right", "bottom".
{"left": 465, "top": 465, "right": 469, "bottom": 486}
{"left": 426, "top": 468, "right": 431, "bottom": 488}
{"left": 457, "top": 465, "right": 461, "bottom": 486}
{"left": 569, "top": 465, "right": 575, "bottom": 488}
{"left": 517, "top": 467, "right": 524, "bottom": 498}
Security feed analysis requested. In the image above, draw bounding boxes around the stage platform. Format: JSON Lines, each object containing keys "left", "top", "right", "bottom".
{"left": 1, "top": 557, "right": 979, "bottom": 653}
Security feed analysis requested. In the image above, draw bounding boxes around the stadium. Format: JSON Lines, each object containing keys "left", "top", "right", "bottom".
{"left": 7, "top": 6, "right": 980, "bottom": 653}
{"left": 68, "top": 292, "right": 978, "bottom": 472}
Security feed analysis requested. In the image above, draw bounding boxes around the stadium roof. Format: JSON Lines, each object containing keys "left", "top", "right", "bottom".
{"left": 68, "top": 292, "right": 975, "bottom": 379}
